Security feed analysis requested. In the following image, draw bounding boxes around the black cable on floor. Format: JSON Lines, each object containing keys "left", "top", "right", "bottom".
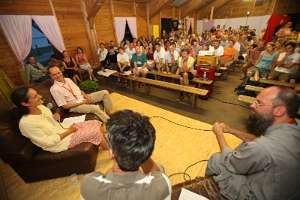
{"left": 150, "top": 116, "right": 212, "bottom": 132}
{"left": 168, "top": 172, "right": 192, "bottom": 181}
{"left": 168, "top": 159, "right": 208, "bottom": 181}
{"left": 183, "top": 160, "right": 208, "bottom": 181}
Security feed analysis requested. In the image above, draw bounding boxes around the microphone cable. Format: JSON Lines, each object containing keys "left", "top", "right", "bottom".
{"left": 150, "top": 116, "right": 212, "bottom": 132}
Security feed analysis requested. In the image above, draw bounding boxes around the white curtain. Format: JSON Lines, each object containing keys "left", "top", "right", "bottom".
{"left": 32, "top": 15, "right": 65, "bottom": 52}
{"left": 197, "top": 20, "right": 203, "bottom": 34}
{"left": 0, "top": 15, "right": 32, "bottom": 64}
{"left": 114, "top": 17, "right": 127, "bottom": 44}
{"left": 126, "top": 17, "right": 137, "bottom": 39}
{"left": 185, "top": 17, "right": 191, "bottom": 33}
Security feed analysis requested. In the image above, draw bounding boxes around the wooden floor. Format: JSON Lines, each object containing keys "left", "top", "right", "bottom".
{"left": 0, "top": 92, "right": 242, "bottom": 200}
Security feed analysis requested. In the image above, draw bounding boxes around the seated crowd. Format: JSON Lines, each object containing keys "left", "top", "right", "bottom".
{"left": 12, "top": 21, "right": 300, "bottom": 200}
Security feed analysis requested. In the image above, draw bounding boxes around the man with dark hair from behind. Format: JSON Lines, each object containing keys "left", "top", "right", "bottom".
{"left": 80, "top": 110, "right": 171, "bottom": 200}
{"left": 206, "top": 86, "right": 300, "bottom": 200}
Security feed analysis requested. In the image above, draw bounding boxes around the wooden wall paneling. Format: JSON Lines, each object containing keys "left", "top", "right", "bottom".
{"left": 274, "top": 0, "right": 300, "bottom": 14}
{"left": 113, "top": 0, "right": 135, "bottom": 16}
{"left": 95, "top": 1, "right": 116, "bottom": 43}
{"left": 0, "top": 0, "right": 52, "bottom": 15}
{"left": 136, "top": 3, "right": 148, "bottom": 38}
{"left": 0, "top": 30, "right": 23, "bottom": 85}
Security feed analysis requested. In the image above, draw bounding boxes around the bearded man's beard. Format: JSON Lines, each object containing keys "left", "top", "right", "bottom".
{"left": 246, "top": 112, "right": 274, "bottom": 136}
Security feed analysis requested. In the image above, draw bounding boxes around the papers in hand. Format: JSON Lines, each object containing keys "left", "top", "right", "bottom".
{"left": 179, "top": 188, "right": 209, "bottom": 200}
{"left": 121, "top": 71, "right": 132, "bottom": 76}
{"left": 62, "top": 115, "right": 86, "bottom": 126}
{"left": 97, "top": 69, "right": 117, "bottom": 77}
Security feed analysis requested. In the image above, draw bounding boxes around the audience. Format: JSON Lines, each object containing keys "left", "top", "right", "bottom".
{"left": 250, "top": 42, "right": 278, "bottom": 79}
{"left": 154, "top": 43, "right": 166, "bottom": 71}
{"left": 270, "top": 41, "right": 300, "bottom": 82}
{"left": 176, "top": 48, "right": 195, "bottom": 85}
{"left": 62, "top": 50, "right": 81, "bottom": 84}
{"left": 75, "top": 47, "right": 95, "bottom": 80}
{"left": 48, "top": 66, "right": 112, "bottom": 123}
{"left": 97, "top": 42, "right": 108, "bottom": 69}
{"left": 24, "top": 56, "right": 48, "bottom": 84}
{"left": 132, "top": 47, "right": 148, "bottom": 77}
{"left": 80, "top": 110, "right": 171, "bottom": 200}
{"left": 116, "top": 47, "right": 130, "bottom": 73}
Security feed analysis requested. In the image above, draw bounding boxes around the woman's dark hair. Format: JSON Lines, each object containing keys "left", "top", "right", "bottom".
{"left": 107, "top": 110, "right": 156, "bottom": 171}
{"left": 76, "top": 47, "right": 84, "bottom": 53}
{"left": 285, "top": 41, "right": 296, "bottom": 49}
{"left": 11, "top": 86, "right": 30, "bottom": 117}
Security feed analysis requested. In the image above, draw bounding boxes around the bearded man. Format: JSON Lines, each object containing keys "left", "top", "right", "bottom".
{"left": 206, "top": 86, "right": 300, "bottom": 200}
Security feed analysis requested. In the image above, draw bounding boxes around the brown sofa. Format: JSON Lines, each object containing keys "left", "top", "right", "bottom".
{"left": 0, "top": 80, "right": 99, "bottom": 182}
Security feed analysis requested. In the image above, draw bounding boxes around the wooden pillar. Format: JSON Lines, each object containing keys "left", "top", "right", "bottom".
{"left": 146, "top": 2, "right": 151, "bottom": 39}
{"left": 80, "top": 0, "right": 97, "bottom": 59}
{"left": 133, "top": 0, "right": 136, "bottom": 16}
{"left": 110, "top": 0, "right": 117, "bottom": 43}
{"left": 210, "top": 6, "right": 214, "bottom": 20}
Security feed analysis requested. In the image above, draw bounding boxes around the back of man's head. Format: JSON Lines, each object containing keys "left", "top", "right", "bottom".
{"left": 107, "top": 110, "right": 156, "bottom": 171}
{"left": 273, "top": 87, "right": 300, "bottom": 118}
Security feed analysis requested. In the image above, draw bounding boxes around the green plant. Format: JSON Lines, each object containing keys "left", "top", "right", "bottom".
{"left": 79, "top": 80, "right": 99, "bottom": 93}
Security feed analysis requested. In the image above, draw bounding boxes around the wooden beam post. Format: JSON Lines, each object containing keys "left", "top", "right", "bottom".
{"left": 146, "top": 1, "right": 151, "bottom": 39}
{"left": 110, "top": 0, "right": 117, "bottom": 43}
{"left": 80, "top": 0, "right": 98, "bottom": 61}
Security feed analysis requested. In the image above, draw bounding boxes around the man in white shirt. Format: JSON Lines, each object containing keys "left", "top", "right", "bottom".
{"left": 117, "top": 47, "right": 130, "bottom": 72}
{"left": 166, "top": 44, "right": 179, "bottom": 73}
{"left": 48, "top": 66, "right": 112, "bottom": 123}
{"left": 270, "top": 41, "right": 300, "bottom": 82}
{"left": 153, "top": 43, "right": 165, "bottom": 71}
{"left": 97, "top": 43, "right": 108, "bottom": 69}
{"left": 209, "top": 40, "right": 224, "bottom": 65}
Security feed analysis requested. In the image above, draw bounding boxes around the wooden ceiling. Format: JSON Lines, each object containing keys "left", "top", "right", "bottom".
{"left": 85, "top": 0, "right": 232, "bottom": 19}
{"left": 148, "top": 0, "right": 232, "bottom": 18}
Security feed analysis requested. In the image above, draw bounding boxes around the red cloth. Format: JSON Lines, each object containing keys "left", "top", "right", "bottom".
{"left": 263, "top": 13, "right": 289, "bottom": 43}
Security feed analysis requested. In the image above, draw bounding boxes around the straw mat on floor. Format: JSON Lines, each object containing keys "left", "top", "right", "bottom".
{"left": 0, "top": 92, "right": 241, "bottom": 200}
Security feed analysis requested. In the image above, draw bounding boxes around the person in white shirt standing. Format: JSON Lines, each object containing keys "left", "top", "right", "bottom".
{"left": 154, "top": 43, "right": 166, "bottom": 71}
{"left": 48, "top": 66, "right": 113, "bottom": 123}
{"left": 209, "top": 40, "right": 224, "bottom": 65}
{"left": 97, "top": 43, "right": 108, "bottom": 70}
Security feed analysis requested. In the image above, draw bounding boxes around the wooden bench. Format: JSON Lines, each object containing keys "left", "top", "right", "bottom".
{"left": 111, "top": 73, "right": 208, "bottom": 107}
{"left": 238, "top": 95, "right": 255, "bottom": 104}
{"left": 250, "top": 78, "right": 296, "bottom": 88}
{"left": 147, "top": 70, "right": 213, "bottom": 86}
{"left": 245, "top": 85, "right": 264, "bottom": 93}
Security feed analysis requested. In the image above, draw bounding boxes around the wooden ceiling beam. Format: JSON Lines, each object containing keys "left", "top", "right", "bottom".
{"left": 180, "top": 0, "right": 214, "bottom": 18}
{"left": 149, "top": 0, "right": 172, "bottom": 18}
{"left": 196, "top": 0, "right": 231, "bottom": 19}
{"left": 87, "top": 0, "right": 102, "bottom": 20}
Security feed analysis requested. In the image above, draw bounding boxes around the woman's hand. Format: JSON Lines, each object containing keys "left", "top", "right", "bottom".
{"left": 53, "top": 112, "right": 61, "bottom": 121}
{"left": 69, "top": 124, "right": 78, "bottom": 133}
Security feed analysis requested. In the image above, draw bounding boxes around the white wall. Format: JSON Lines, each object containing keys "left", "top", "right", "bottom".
{"left": 197, "top": 15, "right": 270, "bottom": 35}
